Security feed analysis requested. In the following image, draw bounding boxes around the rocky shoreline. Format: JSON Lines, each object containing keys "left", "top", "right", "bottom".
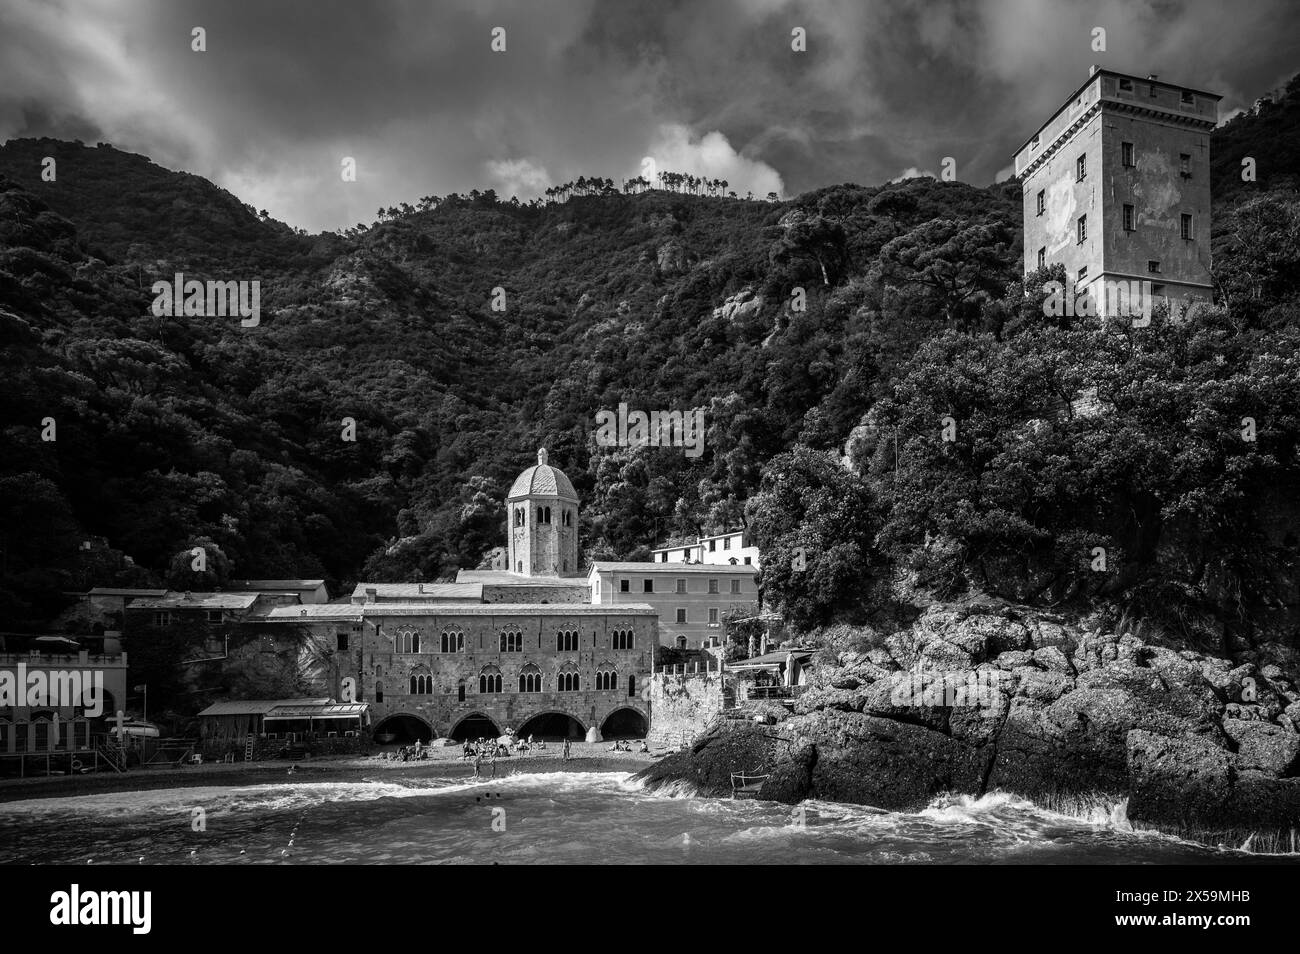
{"left": 633, "top": 603, "right": 1300, "bottom": 852}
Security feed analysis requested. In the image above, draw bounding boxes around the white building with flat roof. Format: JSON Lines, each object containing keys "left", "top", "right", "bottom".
{"left": 649, "top": 530, "right": 761, "bottom": 569}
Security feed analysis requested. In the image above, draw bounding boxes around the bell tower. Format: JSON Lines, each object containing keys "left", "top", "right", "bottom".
{"left": 506, "top": 448, "right": 580, "bottom": 577}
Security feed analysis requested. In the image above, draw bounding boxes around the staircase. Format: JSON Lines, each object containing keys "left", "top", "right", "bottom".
{"left": 95, "top": 742, "right": 126, "bottom": 774}
{"left": 243, "top": 735, "right": 255, "bottom": 762}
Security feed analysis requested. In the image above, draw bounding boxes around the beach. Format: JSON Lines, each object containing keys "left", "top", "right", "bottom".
{"left": 0, "top": 742, "right": 661, "bottom": 804}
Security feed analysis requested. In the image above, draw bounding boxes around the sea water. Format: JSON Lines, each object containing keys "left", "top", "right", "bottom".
{"left": 0, "top": 772, "right": 1290, "bottom": 864}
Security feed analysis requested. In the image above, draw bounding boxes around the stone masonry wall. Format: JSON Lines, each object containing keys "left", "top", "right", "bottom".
{"left": 648, "top": 666, "right": 724, "bottom": 749}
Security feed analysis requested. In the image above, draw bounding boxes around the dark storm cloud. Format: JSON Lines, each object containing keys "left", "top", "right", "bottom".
{"left": 1, "top": 0, "right": 1295, "bottom": 231}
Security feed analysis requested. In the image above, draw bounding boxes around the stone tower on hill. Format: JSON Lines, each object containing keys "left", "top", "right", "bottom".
{"left": 1014, "top": 66, "right": 1222, "bottom": 316}
{"left": 506, "top": 448, "right": 580, "bottom": 577}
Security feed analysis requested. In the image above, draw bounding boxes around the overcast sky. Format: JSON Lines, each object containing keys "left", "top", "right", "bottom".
{"left": 2, "top": 0, "right": 1296, "bottom": 233}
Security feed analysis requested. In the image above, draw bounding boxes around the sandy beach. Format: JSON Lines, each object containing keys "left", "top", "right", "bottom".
{"left": 0, "top": 742, "right": 662, "bottom": 804}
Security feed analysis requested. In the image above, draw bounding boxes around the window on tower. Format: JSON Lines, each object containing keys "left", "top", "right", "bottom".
{"left": 1077, "top": 215, "right": 1087, "bottom": 245}
{"left": 1037, "top": 247, "right": 1045, "bottom": 269}
{"left": 1148, "top": 260, "right": 1162, "bottom": 274}
{"left": 1180, "top": 153, "right": 1191, "bottom": 178}
{"left": 514, "top": 508, "right": 525, "bottom": 527}
{"left": 1121, "top": 141, "right": 1134, "bottom": 167}
{"left": 1076, "top": 154, "right": 1086, "bottom": 181}
{"left": 1181, "top": 214, "right": 1194, "bottom": 240}
{"left": 1123, "top": 204, "right": 1135, "bottom": 232}
{"left": 1118, "top": 77, "right": 1133, "bottom": 92}
{"left": 1035, "top": 190, "right": 1044, "bottom": 216}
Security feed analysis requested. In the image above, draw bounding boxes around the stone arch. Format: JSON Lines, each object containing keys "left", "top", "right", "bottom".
{"left": 451, "top": 712, "right": 502, "bottom": 742}
{"left": 600, "top": 706, "right": 648, "bottom": 740}
{"left": 374, "top": 711, "right": 433, "bottom": 745}
{"left": 516, "top": 710, "right": 586, "bottom": 741}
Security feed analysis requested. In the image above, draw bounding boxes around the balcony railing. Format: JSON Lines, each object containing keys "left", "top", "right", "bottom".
{"left": 744, "top": 684, "right": 808, "bottom": 701}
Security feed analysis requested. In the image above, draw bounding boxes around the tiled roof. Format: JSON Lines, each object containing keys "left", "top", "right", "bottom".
{"left": 349, "top": 582, "right": 484, "bottom": 601}
{"left": 87, "top": 588, "right": 168, "bottom": 597}
{"left": 507, "top": 448, "right": 578, "bottom": 501}
{"left": 229, "top": 579, "right": 325, "bottom": 590}
{"left": 455, "top": 570, "right": 585, "bottom": 587}
{"left": 265, "top": 605, "right": 364, "bottom": 621}
{"left": 362, "top": 603, "right": 656, "bottom": 617}
{"left": 589, "top": 562, "right": 757, "bottom": 574}
{"left": 127, "top": 591, "right": 260, "bottom": 609}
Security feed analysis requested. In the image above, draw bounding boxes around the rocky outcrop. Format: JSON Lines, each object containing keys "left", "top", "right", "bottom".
{"left": 711, "top": 288, "right": 764, "bottom": 323}
{"left": 655, "top": 241, "right": 686, "bottom": 275}
{"left": 634, "top": 603, "right": 1300, "bottom": 851}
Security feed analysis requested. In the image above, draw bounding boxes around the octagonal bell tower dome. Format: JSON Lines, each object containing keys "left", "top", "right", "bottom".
{"left": 506, "top": 448, "right": 580, "bottom": 577}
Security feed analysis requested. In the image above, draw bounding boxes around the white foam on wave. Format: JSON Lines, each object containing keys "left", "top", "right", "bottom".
{"left": 0, "top": 768, "right": 642, "bottom": 821}
{"left": 0, "top": 780, "right": 428, "bottom": 819}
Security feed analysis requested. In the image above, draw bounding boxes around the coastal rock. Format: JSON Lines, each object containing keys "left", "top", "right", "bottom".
{"left": 1033, "top": 645, "right": 1074, "bottom": 674}
{"left": 789, "top": 710, "right": 991, "bottom": 811}
{"left": 757, "top": 742, "right": 815, "bottom": 804}
{"left": 1126, "top": 730, "right": 1233, "bottom": 827}
{"left": 995, "top": 650, "right": 1034, "bottom": 670}
{"left": 1014, "top": 667, "right": 1073, "bottom": 703}
{"left": 636, "top": 724, "right": 783, "bottom": 797}
{"left": 1224, "top": 719, "right": 1300, "bottom": 775}
{"left": 793, "top": 685, "right": 867, "bottom": 714}
{"left": 632, "top": 605, "right": 1300, "bottom": 851}
{"left": 857, "top": 674, "right": 950, "bottom": 732}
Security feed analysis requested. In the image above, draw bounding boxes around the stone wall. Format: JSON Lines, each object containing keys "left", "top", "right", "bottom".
{"left": 648, "top": 665, "right": 724, "bottom": 749}
{"left": 480, "top": 584, "right": 587, "bottom": 604}
{"left": 354, "top": 608, "right": 656, "bottom": 738}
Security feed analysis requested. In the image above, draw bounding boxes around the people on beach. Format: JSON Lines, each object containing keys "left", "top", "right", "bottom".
{"left": 639, "top": 740, "right": 648, "bottom": 753}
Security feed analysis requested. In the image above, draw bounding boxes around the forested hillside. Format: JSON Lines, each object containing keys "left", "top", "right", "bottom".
{"left": 2, "top": 74, "right": 1299, "bottom": 647}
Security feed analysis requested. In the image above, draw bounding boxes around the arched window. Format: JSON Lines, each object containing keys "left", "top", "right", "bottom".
{"left": 612, "top": 629, "right": 634, "bottom": 650}
{"left": 628, "top": 675, "right": 636, "bottom": 697}
{"left": 500, "top": 630, "right": 522, "bottom": 653}
{"left": 556, "top": 630, "right": 578, "bottom": 652}
{"left": 557, "top": 669, "right": 580, "bottom": 692}
{"left": 519, "top": 664, "right": 541, "bottom": 693}
{"left": 409, "top": 673, "right": 433, "bottom": 694}
{"left": 457, "top": 682, "right": 466, "bottom": 702}
{"left": 375, "top": 681, "right": 384, "bottom": 703}
{"left": 395, "top": 630, "right": 419, "bottom": 654}
{"left": 514, "top": 507, "right": 525, "bottom": 527}
{"left": 479, "top": 666, "right": 502, "bottom": 694}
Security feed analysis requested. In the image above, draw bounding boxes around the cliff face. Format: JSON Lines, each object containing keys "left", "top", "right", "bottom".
{"left": 634, "top": 602, "right": 1300, "bottom": 849}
